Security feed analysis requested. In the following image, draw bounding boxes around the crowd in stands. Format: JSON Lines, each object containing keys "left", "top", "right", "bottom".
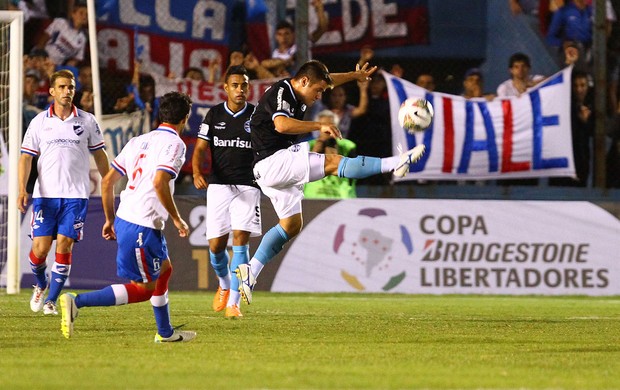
{"left": 6, "top": 0, "right": 620, "bottom": 192}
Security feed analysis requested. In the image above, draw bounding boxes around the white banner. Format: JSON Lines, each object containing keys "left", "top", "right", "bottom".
{"left": 272, "top": 199, "right": 620, "bottom": 296}
{"left": 384, "top": 68, "right": 576, "bottom": 181}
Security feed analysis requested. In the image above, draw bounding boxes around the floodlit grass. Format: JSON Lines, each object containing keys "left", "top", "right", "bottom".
{"left": 1, "top": 292, "right": 619, "bottom": 389}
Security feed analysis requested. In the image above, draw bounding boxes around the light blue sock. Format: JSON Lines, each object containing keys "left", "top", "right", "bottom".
{"left": 75, "top": 286, "right": 116, "bottom": 308}
{"left": 337, "top": 156, "right": 382, "bottom": 179}
{"left": 254, "top": 225, "right": 289, "bottom": 265}
{"left": 209, "top": 250, "right": 230, "bottom": 277}
{"left": 231, "top": 245, "right": 249, "bottom": 293}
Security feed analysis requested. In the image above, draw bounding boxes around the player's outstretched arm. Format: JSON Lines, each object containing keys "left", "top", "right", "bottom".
{"left": 17, "top": 153, "right": 33, "bottom": 213}
{"left": 153, "top": 170, "right": 189, "bottom": 238}
{"left": 330, "top": 62, "right": 378, "bottom": 87}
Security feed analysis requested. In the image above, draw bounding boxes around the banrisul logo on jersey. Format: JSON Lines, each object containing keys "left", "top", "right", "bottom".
{"left": 334, "top": 208, "right": 412, "bottom": 291}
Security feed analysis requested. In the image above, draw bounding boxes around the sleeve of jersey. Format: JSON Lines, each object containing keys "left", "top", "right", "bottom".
{"left": 271, "top": 86, "right": 294, "bottom": 121}
{"left": 157, "top": 139, "right": 186, "bottom": 179}
{"left": 87, "top": 116, "right": 106, "bottom": 151}
{"left": 197, "top": 109, "right": 213, "bottom": 142}
{"left": 20, "top": 119, "right": 40, "bottom": 156}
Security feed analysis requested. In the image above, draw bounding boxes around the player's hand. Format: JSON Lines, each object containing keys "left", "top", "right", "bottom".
{"left": 193, "top": 174, "right": 208, "bottom": 190}
{"left": 102, "top": 221, "right": 117, "bottom": 241}
{"left": 355, "top": 62, "right": 378, "bottom": 82}
{"left": 320, "top": 123, "right": 342, "bottom": 140}
{"left": 174, "top": 217, "right": 190, "bottom": 238}
{"left": 17, "top": 192, "right": 29, "bottom": 213}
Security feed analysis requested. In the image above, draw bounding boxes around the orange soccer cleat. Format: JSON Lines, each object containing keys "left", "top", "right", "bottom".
{"left": 212, "top": 287, "right": 230, "bottom": 312}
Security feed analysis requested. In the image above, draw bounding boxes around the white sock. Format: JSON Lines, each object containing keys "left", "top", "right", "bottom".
{"left": 381, "top": 155, "right": 401, "bottom": 172}
{"left": 228, "top": 290, "right": 241, "bottom": 307}
{"left": 218, "top": 273, "right": 231, "bottom": 290}
{"left": 249, "top": 258, "right": 265, "bottom": 278}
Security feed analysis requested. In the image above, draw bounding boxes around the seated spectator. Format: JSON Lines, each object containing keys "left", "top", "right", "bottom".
{"left": 113, "top": 62, "right": 159, "bottom": 127}
{"left": 550, "top": 70, "right": 594, "bottom": 187}
{"left": 462, "top": 68, "right": 495, "bottom": 100}
{"left": 389, "top": 64, "right": 405, "bottom": 79}
{"left": 34, "top": 2, "right": 88, "bottom": 67}
{"left": 415, "top": 72, "right": 436, "bottom": 91}
{"left": 496, "top": 52, "right": 545, "bottom": 97}
{"left": 261, "top": 0, "right": 328, "bottom": 75}
{"left": 304, "top": 110, "right": 357, "bottom": 199}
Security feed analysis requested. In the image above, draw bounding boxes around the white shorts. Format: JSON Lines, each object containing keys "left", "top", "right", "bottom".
{"left": 206, "top": 184, "right": 262, "bottom": 240}
{"left": 253, "top": 142, "right": 311, "bottom": 219}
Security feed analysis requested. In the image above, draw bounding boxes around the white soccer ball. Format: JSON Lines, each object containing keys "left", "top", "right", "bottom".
{"left": 398, "top": 98, "right": 434, "bottom": 134}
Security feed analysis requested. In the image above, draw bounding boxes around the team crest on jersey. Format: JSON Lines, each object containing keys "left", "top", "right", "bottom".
{"left": 73, "top": 124, "right": 84, "bottom": 136}
{"left": 244, "top": 120, "right": 251, "bottom": 133}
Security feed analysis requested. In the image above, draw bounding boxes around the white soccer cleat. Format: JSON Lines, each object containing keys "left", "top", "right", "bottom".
{"left": 235, "top": 264, "right": 256, "bottom": 305}
{"left": 60, "top": 293, "right": 78, "bottom": 339}
{"left": 154, "top": 329, "right": 197, "bottom": 343}
{"left": 393, "top": 144, "right": 426, "bottom": 178}
{"left": 30, "top": 285, "right": 47, "bottom": 312}
{"left": 43, "top": 301, "right": 58, "bottom": 315}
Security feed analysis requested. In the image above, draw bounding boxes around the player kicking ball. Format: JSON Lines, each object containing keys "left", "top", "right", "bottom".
{"left": 59, "top": 92, "right": 196, "bottom": 342}
{"left": 236, "top": 60, "right": 425, "bottom": 304}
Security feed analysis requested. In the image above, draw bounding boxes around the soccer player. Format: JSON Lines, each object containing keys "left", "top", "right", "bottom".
{"left": 236, "top": 60, "right": 425, "bottom": 304}
{"left": 18, "top": 69, "right": 110, "bottom": 315}
{"left": 59, "top": 92, "right": 196, "bottom": 342}
{"left": 192, "top": 65, "right": 261, "bottom": 318}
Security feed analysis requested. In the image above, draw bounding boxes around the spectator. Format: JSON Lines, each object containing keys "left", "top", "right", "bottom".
{"left": 349, "top": 74, "right": 393, "bottom": 185}
{"left": 496, "top": 52, "right": 545, "bottom": 97}
{"left": 315, "top": 80, "right": 368, "bottom": 139}
{"left": 389, "top": 64, "right": 405, "bottom": 79}
{"left": 462, "top": 68, "right": 495, "bottom": 100}
{"left": 25, "top": 48, "right": 55, "bottom": 109}
{"left": 35, "top": 2, "right": 88, "bottom": 67}
{"left": 607, "top": 0, "right": 620, "bottom": 118}
{"left": 183, "top": 67, "right": 205, "bottom": 81}
{"left": 415, "top": 72, "right": 436, "bottom": 91}
{"left": 304, "top": 110, "right": 358, "bottom": 199}
{"left": 260, "top": 0, "right": 328, "bottom": 76}
{"left": 550, "top": 70, "right": 593, "bottom": 186}
{"left": 546, "top": 0, "right": 593, "bottom": 66}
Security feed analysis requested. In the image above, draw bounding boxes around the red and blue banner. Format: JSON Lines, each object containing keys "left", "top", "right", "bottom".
{"left": 385, "top": 68, "right": 576, "bottom": 181}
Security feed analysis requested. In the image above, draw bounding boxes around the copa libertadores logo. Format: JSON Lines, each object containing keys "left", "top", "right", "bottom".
{"left": 333, "top": 207, "right": 413, "bottom": 291}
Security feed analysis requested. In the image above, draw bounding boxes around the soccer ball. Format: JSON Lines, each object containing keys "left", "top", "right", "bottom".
{"left": 398, "top": 98, "right": 434, "bottom": 133}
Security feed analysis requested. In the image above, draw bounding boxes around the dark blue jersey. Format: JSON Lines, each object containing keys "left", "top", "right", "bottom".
{"left": 250, "top": 78, "right": 307, "bottom": 165}
{"left": 197, "top": 102, "right": 257, "bottom": 187}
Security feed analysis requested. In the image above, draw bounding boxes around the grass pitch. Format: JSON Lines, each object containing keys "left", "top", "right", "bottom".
{"left": 1, "top": 292, "right": 619, "bottom": 389}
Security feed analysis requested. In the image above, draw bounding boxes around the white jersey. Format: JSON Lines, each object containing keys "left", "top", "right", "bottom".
{"left": 21, "top": 104, "right": 105, "bottom": 199}
{"left": 44, "top": 17, "right": 87, "bottom": 64}
{"left": 112, "top": 125, "right": 185, "bottom": 230}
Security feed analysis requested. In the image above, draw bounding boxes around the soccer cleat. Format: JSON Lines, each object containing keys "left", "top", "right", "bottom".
{"left": 225, "top": 304, "right": 243, "bottom": 319}
{"left": 212, "top": 287, "right": 230, "bottom": 312}
{"left": 59, "top": 293, "right": 78, "bottom": 339}
{"left": 154, "top": 329, "right": 197, "bottom": 343}
{"left": 393, "top": 144, "right": 426, "bottom": 178}
{"left": 235, "top": 264, "right": 256, "bottom": 305}
{"left": 30, "top": 285, "right": 47, "bottom": 312}
{"left": 43, "top": 301, "right": 58, "bottom": 315}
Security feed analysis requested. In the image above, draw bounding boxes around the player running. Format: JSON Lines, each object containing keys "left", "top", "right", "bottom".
{"left": 59, "top": 92, "right": 196, "bottom": 342}
{"left": 18, "top": 69, "right": 109, "bottom": 316}
{"left": 192, "top": 65, "right": 261, "bottom": 318}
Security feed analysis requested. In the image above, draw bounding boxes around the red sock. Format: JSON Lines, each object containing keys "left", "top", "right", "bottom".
{"left": 29, "top": 250, "right": 46, "bottom": 265}
{"left": 124, "top": 283, "right": 153, "bottom": 303}
{"left": 154, "top": 266, "right": 172, "bottom": 296}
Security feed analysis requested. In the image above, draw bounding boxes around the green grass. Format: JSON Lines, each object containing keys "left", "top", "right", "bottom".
{"left": 1, "top": 292, "right": 619, "bottom": 389}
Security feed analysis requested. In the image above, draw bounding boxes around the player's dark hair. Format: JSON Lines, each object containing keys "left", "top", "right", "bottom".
{"left": 50, "top": 69, "right": 75, "bottom": 87}
{"left": 158, "top": 92, "right": 192, "bottom": 125}
{"left": 294, "top": 60, "right": 333, "bottom": 88}
{"left": 224, "top": 65, "right": 249, "bottom": 83}
{"left": 508, "top": 52, "right": 531, "bottom": 68}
